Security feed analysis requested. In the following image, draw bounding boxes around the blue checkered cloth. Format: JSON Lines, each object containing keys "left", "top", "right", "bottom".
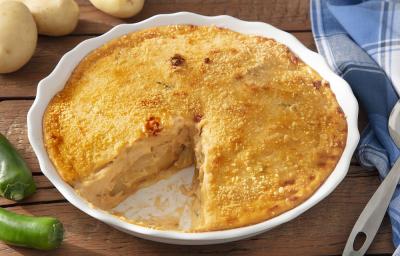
{"left": 310, "top": 0, "right": 400, "bottom": 249}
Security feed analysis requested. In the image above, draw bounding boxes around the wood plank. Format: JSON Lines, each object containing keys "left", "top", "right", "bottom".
{"left": 33, "top": 175, "right": 55, "bottom": 189}
{"left": 0, "top": 95, "right": 365, "bottom": 175}
{"left": 0, "top": 188, "right": 65, "bottom": 207}
{"left": 0, "top": 100, "right": 393, "bottom": 254}
{"left": 0, "top": 36, "right": 92, "bottom": 98}
{"left": 0, "top": 166, "right": 378, "bottom": 207}
{"left": 24, "top": 166, "right": 391, "bottom": 190}
{"left": 0, "top": 32, "right": 315, "bottom": 98}
{"left": 0, "top": 98, "right": 373, "bottom": 208}
{"left": 75, "top": 0, "right": 311, "bottom": 35}
{"left": 0, "top": 1, "right": 390, "bottom": 255}
{"left": 0, "top": 101, "right": 42, "bottom": 173}
{"left": 0, "top": 166, "right": 393, "bottom": 256}
{"left": 0, "top": 0, "right": 312, "bottom": 98}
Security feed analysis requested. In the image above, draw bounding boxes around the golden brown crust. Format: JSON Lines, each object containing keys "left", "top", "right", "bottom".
{"left": 43, "top": 25, "right": 347, "bottom": 231}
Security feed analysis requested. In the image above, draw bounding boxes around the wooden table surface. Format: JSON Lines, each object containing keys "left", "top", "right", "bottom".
{"left": 0, "top": 0, "right": 395, "bottom": 255}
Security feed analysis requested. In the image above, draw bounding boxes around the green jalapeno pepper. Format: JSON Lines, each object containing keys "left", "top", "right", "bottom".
{"left": 0, "top": 133, "right": 36, "bottom": 201}
{"left": 0, "top": 207, "right": 64, "bottom": 250}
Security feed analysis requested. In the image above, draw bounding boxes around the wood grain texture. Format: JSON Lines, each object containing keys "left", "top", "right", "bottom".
{"left": 0, "top": 101, "right": 42, "bottom": 173}
{"left": 0, "top": 171, "right": 393, "bottom": 256}
{"left": 0, "top": 0, "right": 313, "bottom": 98}
{"left": 0, "top": 32, "right": 315, "bottom": 98}
{"left": 0, "top": 99, "right": 363, "bottom": 174}
{"left": 0, "top": 100, "right": 394, "bottom": 255}
{"left": 0, "top": 189, "right": 64, "bottom": 207}
{"left": 0, "top": 0, "right": 393, "bottom": 255}
{"left": 0, "top": 36, "right": 91, "bottom": 98}
{"left": 75, "top": 0, "right": 311, "bottom": 35}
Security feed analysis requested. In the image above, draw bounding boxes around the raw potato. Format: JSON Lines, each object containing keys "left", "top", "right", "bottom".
{"left": 19, "top": 0, "right": 80, "bottom": 36}
{"left": 0, "top": 1, "right": 37, "bottom": 74}
{"left": 89, "top": 0, "right": 144, "bottom": 18}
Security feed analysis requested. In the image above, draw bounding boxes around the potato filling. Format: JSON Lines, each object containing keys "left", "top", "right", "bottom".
{"left": 75, "top": 118, "right": 198, "bottom": 210}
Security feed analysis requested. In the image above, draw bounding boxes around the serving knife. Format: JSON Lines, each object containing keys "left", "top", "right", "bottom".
{"left": 343, "top": 101, "right": 400, "bottom": 256}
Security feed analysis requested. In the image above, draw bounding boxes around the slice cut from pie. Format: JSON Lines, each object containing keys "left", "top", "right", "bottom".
{"left": 43, "top": 25, "right": 347, "bottom": 231}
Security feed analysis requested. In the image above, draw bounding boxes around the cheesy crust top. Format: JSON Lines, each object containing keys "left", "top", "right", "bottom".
{"left": 43, "top": 25, "right": 347, "bottom": 231}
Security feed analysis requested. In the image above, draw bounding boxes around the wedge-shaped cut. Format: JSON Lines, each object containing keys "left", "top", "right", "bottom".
{"left": 75, "top": 118, "right": 195, "bottom": 210}
{"left": 43, "top": 25, "right": 347, "bottom": 231}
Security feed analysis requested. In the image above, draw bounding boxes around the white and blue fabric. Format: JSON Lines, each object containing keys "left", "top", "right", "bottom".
{"left": 310, "top": 0, "right": 400, "bottom": 249}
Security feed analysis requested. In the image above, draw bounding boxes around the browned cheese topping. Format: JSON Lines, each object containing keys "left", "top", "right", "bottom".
{"left": 43, "top": 25, "right": 347, "bottom": 231}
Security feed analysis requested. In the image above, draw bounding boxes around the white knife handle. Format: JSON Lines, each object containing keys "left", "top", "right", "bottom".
{"left": 343, "top": 158, "right": 400, "bottom": 256}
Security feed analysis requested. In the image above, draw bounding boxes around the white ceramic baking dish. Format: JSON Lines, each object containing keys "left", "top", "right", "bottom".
{"left": 27, "top": 12, "right": 359, "bottom": 245}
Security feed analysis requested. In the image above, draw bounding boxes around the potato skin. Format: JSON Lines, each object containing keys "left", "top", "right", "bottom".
{"left": 0, "top": 1, "right": 37, "bottom": 74}
{"left": 20, "top": 0, "right": 80, "bottom": 36}
{"left": 89, "top": 0, "right": 144, "bottom": 18}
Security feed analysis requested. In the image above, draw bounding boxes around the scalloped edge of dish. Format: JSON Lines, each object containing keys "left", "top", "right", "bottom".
{"left": 27, "top": 12, "right": 359, "bottom": 245}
